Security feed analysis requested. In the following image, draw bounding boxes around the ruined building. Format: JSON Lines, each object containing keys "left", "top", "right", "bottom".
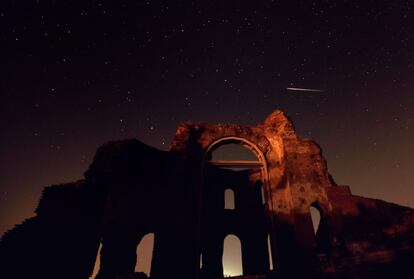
{"left": 1, "top": 110, "right": 413, "bottom": 279}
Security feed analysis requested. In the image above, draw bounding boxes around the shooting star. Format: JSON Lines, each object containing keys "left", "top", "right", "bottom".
{"left": 286, "top": 87, "right": 324, "bottom": 93}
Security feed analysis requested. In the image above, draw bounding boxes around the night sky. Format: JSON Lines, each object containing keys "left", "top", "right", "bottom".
{"left": 1, "top": 0, "right": 413, "bottom": 246}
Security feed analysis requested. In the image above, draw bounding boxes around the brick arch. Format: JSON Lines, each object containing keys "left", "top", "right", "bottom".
{"left": 204, "top": 136, "right": 267, "bottom": 164}
{"left": 170, "top": 123, "right": 273, "bottom": 160}
{"left": 171, "top": 122, "right": 286, "bottom": 278}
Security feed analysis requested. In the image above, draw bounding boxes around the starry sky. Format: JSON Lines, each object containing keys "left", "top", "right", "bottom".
{"left": 1, "top": 0, "right": 413, "bottom": 243}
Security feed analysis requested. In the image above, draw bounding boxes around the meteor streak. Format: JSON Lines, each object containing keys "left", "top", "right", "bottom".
{"left": 286, "top": 87, "right": 324, "bottom": 92}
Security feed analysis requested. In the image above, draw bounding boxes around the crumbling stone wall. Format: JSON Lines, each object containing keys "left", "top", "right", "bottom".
{"left": 322, "top": 186, "right": 414, "bottom": 278}
{"left": 1, "top": 110, "right": 413, "bottom": 279}
{"left": 0, "top": 181, "right": 106, "bottom": 279}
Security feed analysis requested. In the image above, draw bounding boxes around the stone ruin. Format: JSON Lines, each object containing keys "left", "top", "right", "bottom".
{"left": 1, "top": 110, "right": 413, "bottom": 279}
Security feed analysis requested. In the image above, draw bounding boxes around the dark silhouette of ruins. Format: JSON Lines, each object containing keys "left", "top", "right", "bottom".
{"left": 1, "top": 110, "right": 413, "bottom": 279}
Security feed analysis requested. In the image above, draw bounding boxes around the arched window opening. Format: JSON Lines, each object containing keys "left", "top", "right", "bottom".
{"left": 310, "top": 202, "right": 331, "bottom": 253}
{"left": 135, "top": 233, "right": 155, "bottom": 276}
{"left": 224, "top": 188, "right": 235, "bottom": 209}
{"left": 260, "top": 183, "right": 266, "bottom": 205}
{"left": 90, "top": 241, "right": 102, "bottom": 279}
{"left": 223, "top": 234, "right": 243, "bottom": 277}
{"left": 310, "top": 206, "right": 321, "bottom": 234}
{"left": 267, "top": 235, "right": 274, "bottom": 271}
{"left": 211, "top": 143, "right": 258, "bottom": 161}
{"left": 207, "top": 142, "right": 262, "bottom": 171}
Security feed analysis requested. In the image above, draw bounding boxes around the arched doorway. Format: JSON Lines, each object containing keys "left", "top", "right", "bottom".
{"left": 135, "top": 233, "right": 155, "bottom": 276}
{"left": 223, "top": 234, "right": 243, "bottom": 276}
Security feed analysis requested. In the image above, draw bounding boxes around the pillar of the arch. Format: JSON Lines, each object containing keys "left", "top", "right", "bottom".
{"left": 269, "top": 214, "right": 299, "bottom": 278}
{"left": 271, "top": 212, "right": 321, "bottom": 279}
{"left": 293, "top": 209, "right": 323, "bottom": 278}
{"left": 150, "top": 226, "right": 199, "bottom": 279}
{"left": 200, "top": 231, "right": 224, "bottom": 278}
{"left": 242, "top": 231, "right": 269, "bottom": 275}
{"left": 96, "top": 227, "right": 142, "bottom": 279}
